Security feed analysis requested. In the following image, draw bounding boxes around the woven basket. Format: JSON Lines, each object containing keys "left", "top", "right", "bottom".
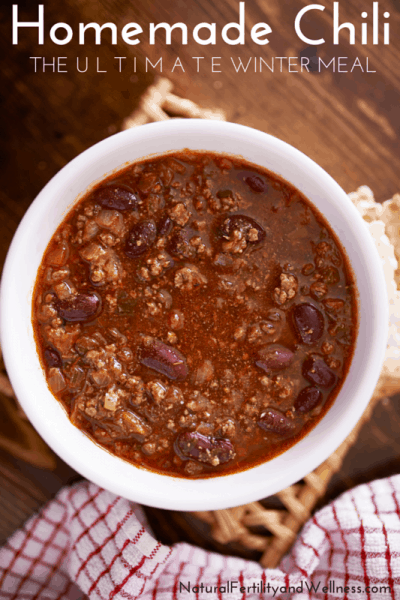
{"left": 1, "top": 76, "right": 398, "bottom": 568}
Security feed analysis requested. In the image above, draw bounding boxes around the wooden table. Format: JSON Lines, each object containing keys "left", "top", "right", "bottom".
{"left": 0, "top": 0, "right": 399, "bottom": 555}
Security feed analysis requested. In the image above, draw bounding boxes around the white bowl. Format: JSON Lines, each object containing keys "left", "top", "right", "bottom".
{"left": 0, "top": 120, "right": 388, "bottom": 511}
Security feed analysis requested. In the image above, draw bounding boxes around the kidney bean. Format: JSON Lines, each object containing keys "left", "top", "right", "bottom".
{"left": 218, "top": 214, "right": 266, "bottom": 244}
{"left": 139, "top": 339, "right": 188, "bottom": 380}
{"left": 44, "top": 347, "right": 62, "bottom": 368}
{"left": 294, "top": 386, "right": 322, "bottom": 413}
{"left": 302, "top": 357, "right": 336, "bottom": 389}
{"left": 174, "top": 431, "right": 235, "bottom": 465}
{"left": 125, "top": 220, "right": 157, "bottom": 258}
{"left": 56, "top": 293, "right": 101, "bottom": 323}
{"left": 92, "top": 184, "right": 139, "bottom": 211}
{"left": 258, "top": 409, "right": 296, "bottom": 436}
{"left": 158, "top": 215, "right": 173, "bottom": 236}
{"left": 237, "top": 171, "right": 268, "bottom": 193}
{"left": 256, "top": 345, "right": 294, "bottom": 372}
{"left": 292, "top": 303, "right": 324, "bottom": 344}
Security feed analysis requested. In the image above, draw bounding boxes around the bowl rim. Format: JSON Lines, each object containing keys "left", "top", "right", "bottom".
{"left": 0, "top": 119, "right": 389, "bottom": 511}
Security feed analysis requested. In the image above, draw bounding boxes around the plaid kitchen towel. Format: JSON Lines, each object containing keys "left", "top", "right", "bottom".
{"left": 0, "top": 475, "right": 399, "bottom": 600}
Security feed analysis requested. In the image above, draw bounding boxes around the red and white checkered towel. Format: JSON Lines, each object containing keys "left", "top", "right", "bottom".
{"left": 0, "top": 475, "right": 399, "bottom": 600}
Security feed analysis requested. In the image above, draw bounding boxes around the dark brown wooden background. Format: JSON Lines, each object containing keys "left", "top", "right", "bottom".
{"left": 0, "top": 0, "right": 399, "bottom": 554}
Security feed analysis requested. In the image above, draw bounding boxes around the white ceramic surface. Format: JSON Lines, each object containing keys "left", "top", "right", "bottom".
{"left": 0, "top": 120, "right": 388, "bottom": 511}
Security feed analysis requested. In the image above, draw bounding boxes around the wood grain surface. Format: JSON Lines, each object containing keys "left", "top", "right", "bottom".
{"left": 0, "top": 0, "right": 399, "bottom": 553}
